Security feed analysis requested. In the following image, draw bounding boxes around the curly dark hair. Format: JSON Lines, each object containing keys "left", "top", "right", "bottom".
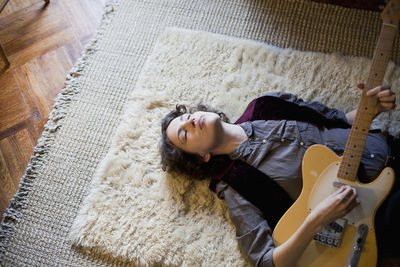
{"left": 160, "top": 104, "right": 232, "bottom": 180}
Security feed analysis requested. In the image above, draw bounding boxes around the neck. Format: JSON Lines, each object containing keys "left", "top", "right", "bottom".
{"left": 211, "top": 122, "right": 247, "bottom": 155}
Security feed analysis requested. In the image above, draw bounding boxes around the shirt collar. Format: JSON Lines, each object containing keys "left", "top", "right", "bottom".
{"left": 228, "top": 121, "right": 253, "bottom": 160}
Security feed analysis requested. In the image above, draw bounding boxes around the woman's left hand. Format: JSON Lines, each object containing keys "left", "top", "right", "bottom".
{"left": 357, "top": 83, "right": 396, "bottom": 115}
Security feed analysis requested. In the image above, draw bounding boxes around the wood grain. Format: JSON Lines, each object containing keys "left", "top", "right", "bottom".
{"left": 0, "top": 0, "right": 105, "bottom": 221}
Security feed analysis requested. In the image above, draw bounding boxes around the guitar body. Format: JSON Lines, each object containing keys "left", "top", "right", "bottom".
{"left": 273, "top": 144, "right": 395, "bottom": 267}
{"left": 273, "top": 2, "right": 398, "bottom": 264}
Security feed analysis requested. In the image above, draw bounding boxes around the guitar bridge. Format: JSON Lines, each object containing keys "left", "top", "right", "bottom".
{"left": 313, "top": 218, "right": 347, "bottom": 248}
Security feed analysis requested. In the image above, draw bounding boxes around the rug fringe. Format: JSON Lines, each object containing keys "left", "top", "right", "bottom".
{"left": 0, "top": 0, "right": 120, "bottom": 261}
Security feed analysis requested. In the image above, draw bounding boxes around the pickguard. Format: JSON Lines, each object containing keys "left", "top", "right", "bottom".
{"left": 308, "top": 162, "right": 395, "bottom": 231}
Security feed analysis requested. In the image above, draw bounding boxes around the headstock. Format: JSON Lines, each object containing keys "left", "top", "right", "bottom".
{"left": 381, "top": 0, "right": 400, "bottom": 25}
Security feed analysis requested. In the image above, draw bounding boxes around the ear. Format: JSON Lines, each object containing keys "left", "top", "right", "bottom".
{"left": 197, "top": 153, "right": 211, "bottom": 163}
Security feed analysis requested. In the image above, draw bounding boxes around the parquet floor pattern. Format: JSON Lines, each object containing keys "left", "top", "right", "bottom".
{"left": 0, "top": 0, "right": 105, "bottom": 221}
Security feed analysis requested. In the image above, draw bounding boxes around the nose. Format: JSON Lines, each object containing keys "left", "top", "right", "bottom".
{"left": 182, "top": 116, "right": 195, "bottom": 129}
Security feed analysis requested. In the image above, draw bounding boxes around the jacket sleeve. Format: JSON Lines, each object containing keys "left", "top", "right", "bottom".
{"left": 216, "top": 181, "right": 275, "bottom": 267}
{"left": 263, "top": 92, "right": 350, "bottom": 125}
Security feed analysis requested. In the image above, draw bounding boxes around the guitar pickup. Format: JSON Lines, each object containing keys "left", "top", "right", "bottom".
{"left": 333, "top": 181, "right": 347, "bottom": 188}
{"left": 327, "top": 221, "right": 344, "bottom": 233}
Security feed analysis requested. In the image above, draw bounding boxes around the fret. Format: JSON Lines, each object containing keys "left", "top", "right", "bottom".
{"left": 356, "top": 110, "right": 375, "bottom": 117}
{"left": 378, "top": 35, "right": 396, "bottom": 41}
{"left": 358, "top": 111, "right": 375, "bottom": 118}
{"left": 347, "top": 138, "right": 367, "bottom": 145}
{"left": 349, "top": 128, "right": 369, "bottom": 134}
{"left": 376, "top": 51, "right": 391, "bottom": 59}
{"left": 373, "top": 54, "right": 390, "bottom": 63}
{"left": 377, "top": 44, "right": 394, "bottom": 51}
{"left": 349, "top": 137, "right": 367, "bottom": 143}
{"left": 365, "top": 81, "right": 381, "bottom": 89}
{"left": 339, "top": 164, "right": 360, "bottom": 171}
{"left": 342, "top": 145, "right": 364, "bottom": 153}
{"left": 354, "top": 111, "right": 373, "bottom": 118}
{"left": 354, "top": 116, "right": 373, "bottom": 123}
{"left": 339, "top": 162, "right": 360, "bottom": 170}
{"left": 351, "top": 125, "right": 370, "bottom": 131}
{"left": 347, "top": 140, "right": 367, "bottom": 147}
{"left": 368, "top": 66, "right": 386, "bottom": 73}
{"left": 338, "top": 164, "right": 358, "bottom": 173}
{"left": 341, "top": 158, "right": 363, "bottom": 166}
{"left": 347, "top": 137, "right": 368, "bottom": 145}
{"left": 368, "top": 67, "right": 386, "bottom": 73}
{"left": 377, "top": 43, "right": 394, "bottom": 51}
{"left": 375, "top": 24, "right": 395, "bottom": 39}
{"left": 382, "top": 22, "right": 398, "bottom": 28}
{"left": 373, "top": 48, "right": 392, "bottom": 53}
{"left": 347, "top": 137, "right": 368, "bottom": 144}
{"left": 357, "top": 102, "right": 376, "bottom": 108}
{"left": 371, "top": 58, "right": 389, "bottom": 63}
{"left": 353, "top": 116, "right": 374, "bottom": 123}
{"left": 370, "top": 60, "right": 389, "bottom": 70}
{"left": 347, "top": 133, "right": 368, "bottom": 140}
{"left": 352, "top": 121, "right": 371, "bottom": 128}
{"left": 338, "top": 7, "right": 398, "bottom": 182}
{"left": 338, "top": 167, "right": 359, "bottom": 175}
{"left": 338, "top": 169, "right": 358, "bottom": 176}
{"left": 353, "top": 111, "right": 373, "bottom": 118}
{"left": 351, "top": 124, "right": 370, "bottom": 130}
{"left": 377, "top": 36, "right": 395, "bottom": 44}
{"left": 343, "top": 156, "right": 361, "bottom": 167}
{"left": 351, "top": 125, "right": 370, "bottom": 132}
{"left": 341, "top": 147, "right": 364, "bottom": 156}
{"left": 337, "top": 170, "right": 358, "bottom": 181}
{"left": 367, "top": 76, "right": 384, "bottom": 83}
{"left": 338, "top": 174, "right": 357, "bottom": 181}
{"left": 377, "top": 40, "right": 395, "bottom": 50}
{"left": 365, "top": 83, "right": 382, "bottom": 90}
{"left": 358, "top": 107, "right": 375, "bottom": 114}
{"left": 338, "top": 174, "right": 357, "bottom": 180}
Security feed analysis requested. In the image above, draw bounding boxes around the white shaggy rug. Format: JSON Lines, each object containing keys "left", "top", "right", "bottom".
{"left": 69, "top": 27, "right": 400, "bottom": 266}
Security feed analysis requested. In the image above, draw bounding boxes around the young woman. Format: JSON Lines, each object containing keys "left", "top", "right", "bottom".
{"left": 160, "top": 83, "right": 398, "bottom": 267}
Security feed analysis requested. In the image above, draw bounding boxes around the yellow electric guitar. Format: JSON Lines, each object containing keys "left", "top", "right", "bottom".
{"left": 273, "top": 1, "right": 399, "bottom": 266}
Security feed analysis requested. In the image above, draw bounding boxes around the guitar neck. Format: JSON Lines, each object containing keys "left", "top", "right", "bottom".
{"left": 337, "top": 22, "right": 398, "bottom": 182}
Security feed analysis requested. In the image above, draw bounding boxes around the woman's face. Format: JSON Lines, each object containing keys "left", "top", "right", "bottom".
{"left": 166, "top": 111, "right": 222, "bottom": 158}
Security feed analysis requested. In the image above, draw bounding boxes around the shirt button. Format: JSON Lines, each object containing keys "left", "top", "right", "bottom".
{"left": 262, "top": 139, "right": 266, "bottom": 143}
{"left": 280, "top": 138, "right": 285, "bottom": 142}
{"left": 300, "top": 141, "right": 304, "bottom": 146}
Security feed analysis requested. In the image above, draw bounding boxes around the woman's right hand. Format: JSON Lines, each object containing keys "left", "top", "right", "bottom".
{"left": 309, "top": 186, "right": 360, "bottom": 228}
{"left": 272, "top": 185, "right": 360, "bottom": 267}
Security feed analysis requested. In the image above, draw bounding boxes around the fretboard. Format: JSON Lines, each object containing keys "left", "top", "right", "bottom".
{"left": 337, "top": 22, "right": 398, "bottom": 181}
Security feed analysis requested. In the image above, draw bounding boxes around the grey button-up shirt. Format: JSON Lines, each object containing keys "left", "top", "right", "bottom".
{"left": 216, "top": 92, "right": 390, "bottom": 267}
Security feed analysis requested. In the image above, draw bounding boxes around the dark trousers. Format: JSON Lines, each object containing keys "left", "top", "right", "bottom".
{"left": 375, "top": 135, "right": 400, "bottom": 256}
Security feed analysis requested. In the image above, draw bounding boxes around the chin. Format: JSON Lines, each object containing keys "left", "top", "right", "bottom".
{"left": 205, "top": 113, "right": 221, "bottom": 127}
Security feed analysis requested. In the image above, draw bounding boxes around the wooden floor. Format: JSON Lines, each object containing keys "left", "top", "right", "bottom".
{"left": 0, "top": 0, "right": 105, "bottom": 221}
